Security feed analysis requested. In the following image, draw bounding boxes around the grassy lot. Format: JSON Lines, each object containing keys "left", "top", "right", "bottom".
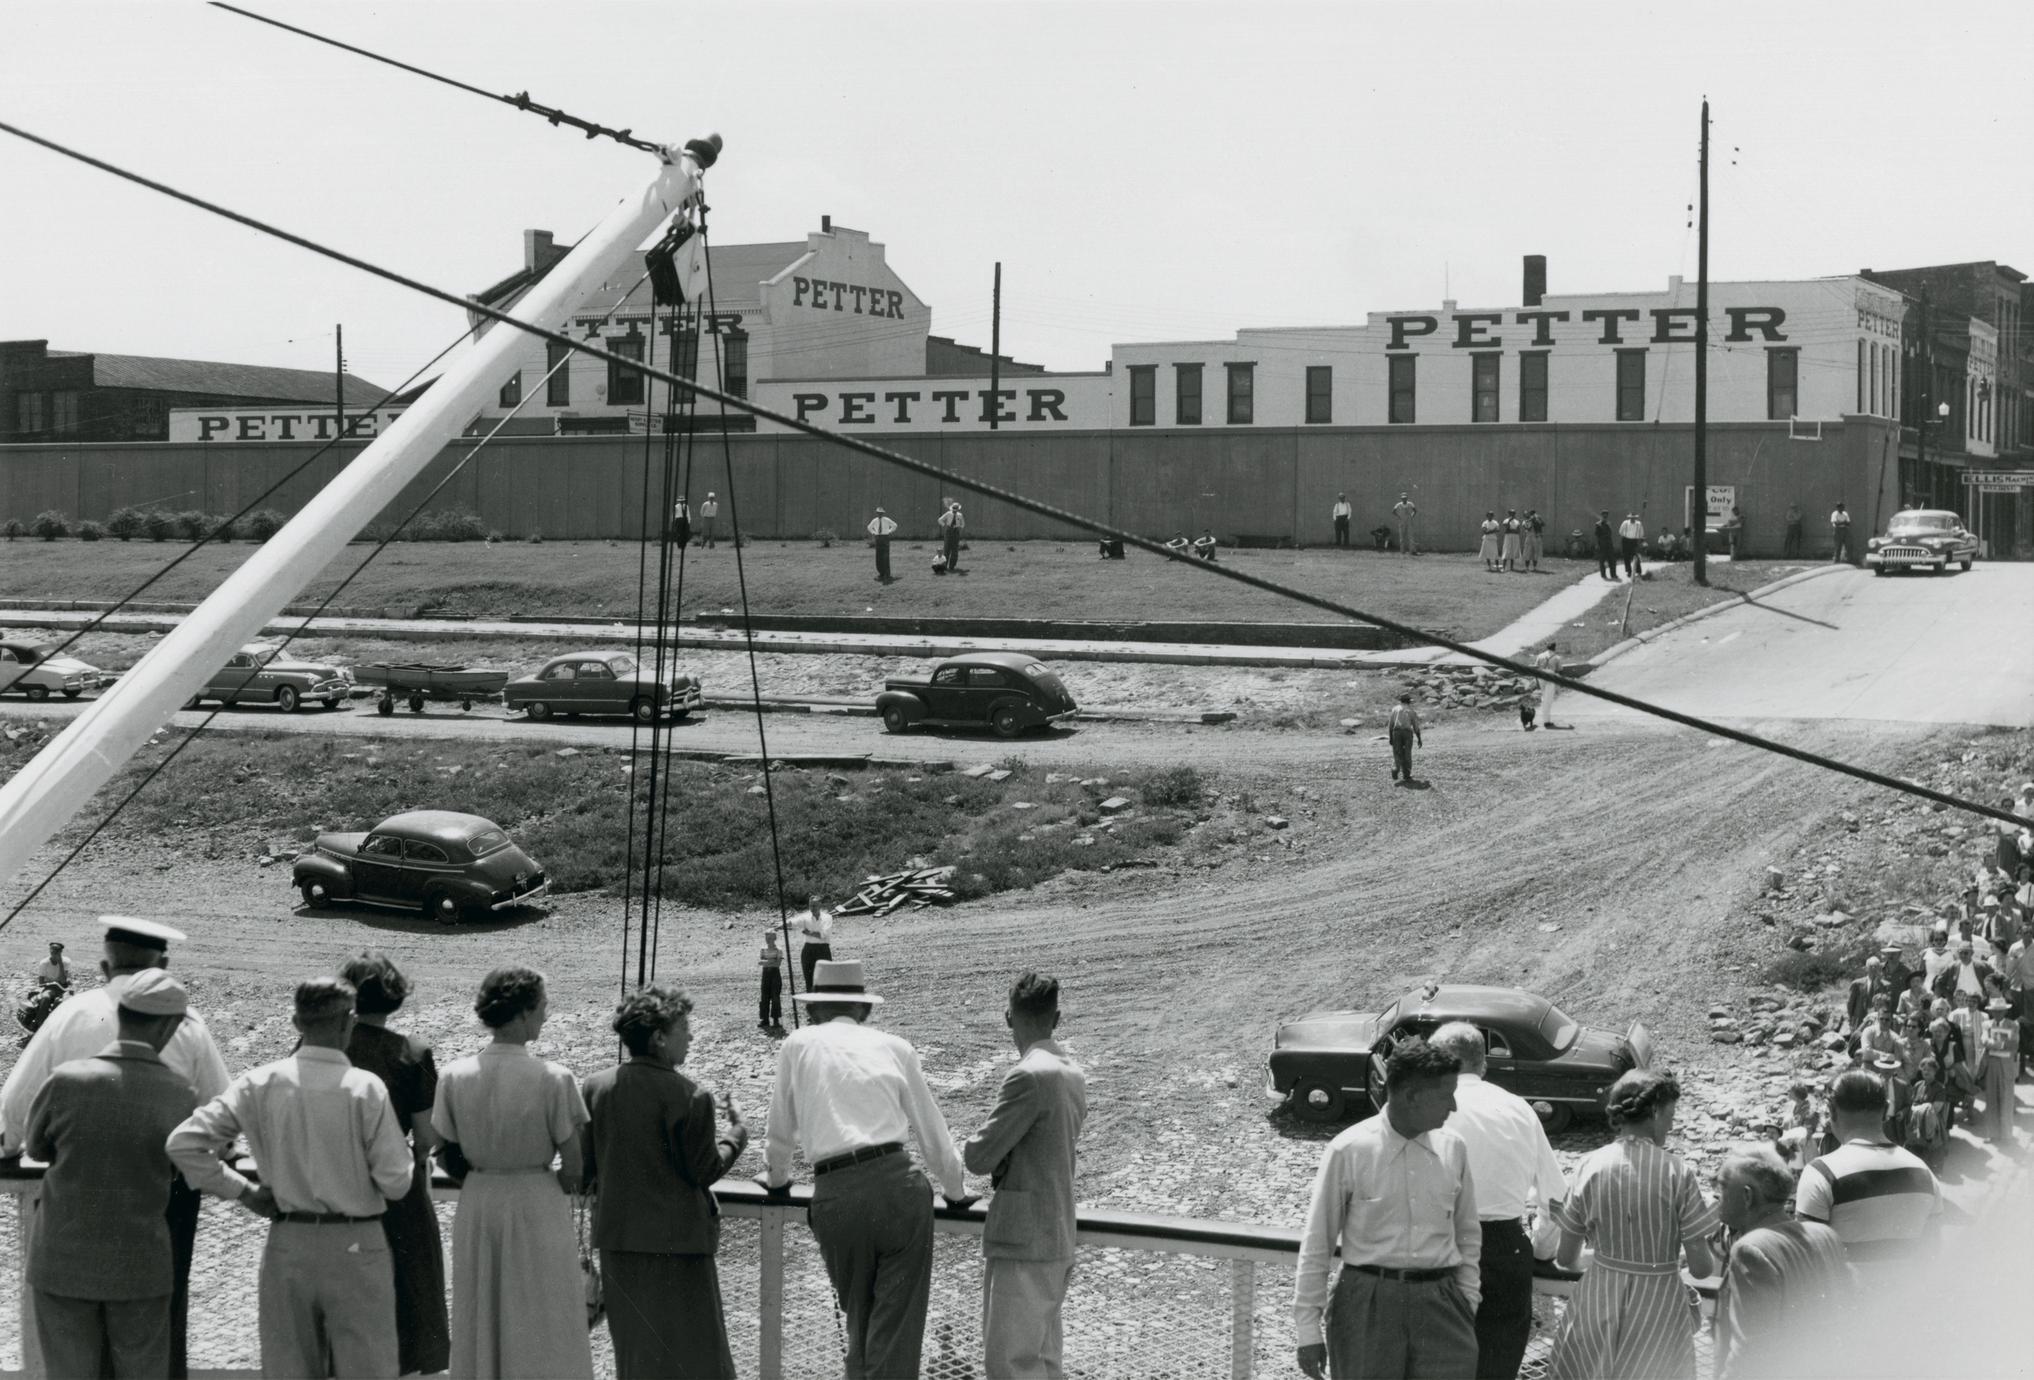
{"left": 8, "top": 729, "right": 1220, "bottom": 909}
{"left": 0, "top": 538, "right": 1566, "bottom": 640}
{"left": 1554, "top": 559, "right": 1812, "bottom": 660}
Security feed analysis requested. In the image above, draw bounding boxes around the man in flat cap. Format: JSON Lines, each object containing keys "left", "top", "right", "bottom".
{"left": 1, "top": 917, "right": 229, "bottom": 1379}
{"left": 24, "top": 969, "right": 199, "bottom": 1379}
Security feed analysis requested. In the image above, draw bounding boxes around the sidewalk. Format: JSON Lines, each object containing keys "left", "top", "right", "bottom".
{"left": 1362, "top": 570, "right": 1619, "bottom": 666}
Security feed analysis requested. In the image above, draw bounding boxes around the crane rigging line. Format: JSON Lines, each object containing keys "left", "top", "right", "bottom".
{"left": 1, "top": 119, "right": 2029, "bottom": 838}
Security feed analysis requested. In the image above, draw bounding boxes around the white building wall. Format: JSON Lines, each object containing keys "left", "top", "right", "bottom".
{"left": 752, "top": 373, "right": 1114, "bottom": 434}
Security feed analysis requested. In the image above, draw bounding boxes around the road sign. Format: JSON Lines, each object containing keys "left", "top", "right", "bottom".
{"left": 1959, "top": 470, "right": 2034, "bottom": 487}
{"left": 1979, "top": 484, "right": 2022, "bottom": 494}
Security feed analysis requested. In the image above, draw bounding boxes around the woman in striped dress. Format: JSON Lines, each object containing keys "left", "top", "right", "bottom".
{"left": 1548, "top": 1070, "right": 1719, "bottom": 1380}
{"left": 1980, "top": 996, "right": 2020, "bottom": 1140}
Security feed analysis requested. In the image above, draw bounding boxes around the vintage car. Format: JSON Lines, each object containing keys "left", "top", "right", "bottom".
{"left": 0, "top": 640, "right": 105, "bottom": 701}
{"left": 1265, "top": 983, "right": 1651, "bottom": 1130}
{"left": 876, "top": 651, "right": 1078, "bottom": 738}
{"left": 1864, "top": 508, "right": 1978, "bottom": 575}
{"left": 293, "top": 810, "right": 549, "bottom": 923}
{"left": 184, "top": 643, "right": 352, "bottom": 711}
{"left": 504, "top": 650, "right": 702, "bottom": 722}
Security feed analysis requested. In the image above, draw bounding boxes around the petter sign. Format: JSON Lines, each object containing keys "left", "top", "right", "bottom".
{"left": 169, "top": 407, "right": 405, "bottom": 443}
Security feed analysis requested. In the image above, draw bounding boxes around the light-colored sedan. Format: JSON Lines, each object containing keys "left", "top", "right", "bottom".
{"left": 0, "top": 640, "right": 105, "bottom": 701}
{"left": 1865, "top": 508, "right": 1978, "bottom": 575}
{"left": 184, "top": 643, "right": 352, "bottom": 712}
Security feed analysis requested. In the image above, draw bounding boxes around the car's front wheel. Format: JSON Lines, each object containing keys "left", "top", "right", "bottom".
{"left": 1961, "top": 558, "right": 1974, "bottom": 571}
{"left": 990, "top": 704, "right": 1025, "bottom": 739}
{"left": 1290, "top": 1080, "right": 1347, "bottom": 1124}
{"left": 276, "top": 685, "right": 300, "bottom": 713}
{"left": 299, "top": 880, "right": 327, "bottom": 910}
{"left": 1874, "top": 566, "right": 1888, "bottom": 577}
{"left": 881, "top": 704, "right": 909, "bottom": 734}
{"left": 61, "top": 688, "right": 80, "bottom": 699}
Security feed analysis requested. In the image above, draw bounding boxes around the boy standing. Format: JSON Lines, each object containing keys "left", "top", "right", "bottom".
{"left": 759, "top": 931, "right": 784, "bottom": 1030}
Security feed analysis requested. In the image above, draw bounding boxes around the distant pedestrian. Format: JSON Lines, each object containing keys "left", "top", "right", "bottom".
{"left": 1293, "top": 1038, "right": 1479, "bottom": 1380}
{"left": 1726, "top": 506, "right": 1746, "bottom": 558}
{"left": 671, "top": 498, "right": 692, "bottom": 549}
{"left": 1388, "top": 694, "right": 1423, "bottom": 785}
{"left": 1711, "top": 1145, "right": 1850, "bottom": 1380}
{"left": 699, "top": 492, "right": 720, "bottom": 548}
{"left": 963, "top": 972, "right": 1087, "bottom": 1380}
{"left": 1524, "top": 510, "right": 1545, "bottom": 571}
{"left": 799, "top": 895, "right": 834, "bottom": 993}
{"left": 1532, "top": 642, "right": 1566, "bottom": 731}
{"left": 1617, "top": 513, "right": 1646, "bottom": 577}
{"left": 1794, "top": 1070, "right": 1940, "bottom": 1278}
{"left": 1829, "top": 503, "right": 1852, "bottom": 564}
{"left": 1193, "top": 529, "right": 1219, "bottom": 561}
{"left": 1783, "top": 504, "right": 1804, "bottom": 558}
{"left": 759, "top": 929, "right": 784, "bottom": 1030}
{"left": 1333, "top": 493, "right": 1353, "bottom": 547}
{"left": 867, "top": 508, "right": 898, "bottom": 583}
{"left": 1593, "top": 511, "right": 1617, "bottom": 581}
{"left": 169, "top": 978, "right": 414, "bottom": 1380}
{"left": 1500, "top": 510, "right": 1523, "bottom": 572}
{"left": 1478, "top": 511, "right": 1501, "bottom": 571}
{"left": 1393, "top": 492, "right": 1419, "bottom": 555}
{"left": 938, "top": 500, "right": 965, "bottom": 573}
{"left": 25, "top": 969, "right": 198, "bottom": 1380}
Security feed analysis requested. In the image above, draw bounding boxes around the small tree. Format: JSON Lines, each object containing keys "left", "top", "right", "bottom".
{"left": 143, "top": 510, "right": 176, "bottom": 542}
{"left": 246, "top": 509, "right": 287, "bottom": 541}
{"left": 106, "top": 506, "right": 145, "bottom": 540}
{"left": 174, "top": 511, "right": 208, "bottom": 542}
{"left": 3, "top": 518, "right": 23, "bottom": 541}
{"left": 77, "top": 520, "right": 105, "bottom": 542}
{"left": 30, "top": 510, "right": 69, "bottom": 541}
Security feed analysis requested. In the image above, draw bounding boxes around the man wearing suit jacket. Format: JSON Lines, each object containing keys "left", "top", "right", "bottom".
{"left": 963, "top": 972, "right": 1088, "bottom": 1380}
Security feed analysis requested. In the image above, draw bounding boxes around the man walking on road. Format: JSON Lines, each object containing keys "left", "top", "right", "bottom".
{"left": 1617, "top": 512, "right": 1646, "bottom": 578}
{"left": 867, "top": 508, "right": 898, "bottom": 583}
{"left": 699, "top": 492, "right": 720, "bottom": 548}
{"left": 1333, "top": 493, "right": 1353, "bottom": 548}
{"left": 1830, "top": 503, "right": 1853, "bottom": 564}
{"left": 963, "top": 972, "right": 1087, "bottom": 1380}
{"left": 1393, "top": 493, "right": 1419, "bottom": 555}
{"left": 1388, "top": 694, "right": 1423, "bottom": 785}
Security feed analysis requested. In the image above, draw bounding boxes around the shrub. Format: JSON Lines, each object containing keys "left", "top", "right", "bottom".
{"left": 353, "top": 523, "right": 393, "bottom": 545}
{"left": 208, "top": 512, "right": 238, "bottom": 543}
{"left": 174, "top": 511, "right": 209, "bottom": 542}
{"left": 407, "top": 509, "right": 489, "bottom": 542}
{"left": 30, "top": 510, "right": 69, "bottom": 541}
{"left": 76, "top": 520, "right": 105, "bottom": 542}
{"left": 1140, "top": 766, "right": 1205, "bottom": 807}
{"left": 142, "top": 510, "right": 176, "bottom": 542}
{"left": 106, "top": 506, "right": 145, "bottom": 540}
{"left": 1762, "top": 936, "right": 1873, "bottom": 992}
{"left": 3, "top": 518, "right": 22, "bottom": 541}
{"left": 812, "top": 528, "right": 838, "bottom": 548}
{"left": 527, "top": 530, "right": 545, "bottom": 544}
{"left": 245, "top": 509, "right": 287, "bottom": 541}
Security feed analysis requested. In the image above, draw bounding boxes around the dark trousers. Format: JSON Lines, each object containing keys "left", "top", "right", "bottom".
{"left": 1620, "top": 538, "right": 1641, "bottom": 576}
{"left": 1472, "top": 1218, "right": 1532, "bottom": 1380}
{"left": 874, "top": 538, "right": 892, "bottom": 580}
{"left": 760, "top": 966, "right": 782, "bottom": 1025}
{"left": 1334, "top": 515, "right": 1351, "bottom": 546}
{"left": 1596, "top": 546, "right": 1616, "bottom": 579}
{"left": 801, "top": 941, "right": 832, "bottom": 992}
{"left": 36, "top": 1290, "right": 171, "bottom": 1380}
{"left": 1390, "top": 728, "right": 1416, "bottom": 782}
{"left": 1832, "top": 529, "right": 1851, "bottom": 563}
{"left": 943, "top": 528, "right": 961, "bottom": 569}
{"left": 670, "top": 518, "right": 692, "bottom": 548}
{"left": 168, "top": 1174, "right": 199, "bottom": 1379}
{"left": 1325, "top": 1268, "right": 1479, "bottom": 1380}
{"left": 809, "top": 1153, "right": 936, "bottom": 1380}
{"left": 1784, "top": 522, "right": 1802, "bottom": 557}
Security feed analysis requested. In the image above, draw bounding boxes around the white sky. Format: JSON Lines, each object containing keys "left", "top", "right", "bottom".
{"left": 3, "top": 0, "right": 2029, "bottom": 388}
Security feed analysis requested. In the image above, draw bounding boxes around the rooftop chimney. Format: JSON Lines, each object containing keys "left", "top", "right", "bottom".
{"left": 821, "top": 215, "right": 832, "bottom": 234}
{"left": 1523, "top": 254, "right": 1547, "bottom": 307}
{"left": 524, "top": 229, "right": 554, "bottom": 273}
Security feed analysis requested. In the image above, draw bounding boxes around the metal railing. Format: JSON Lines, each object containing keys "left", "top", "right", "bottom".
{"left": 0, "top": 1164, "right": 1593, "bottom": 1379}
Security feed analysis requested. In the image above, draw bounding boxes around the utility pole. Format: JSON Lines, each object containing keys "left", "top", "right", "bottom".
{"left": 335, "top": 323, "right": 346, "bottom": 441}
{"left": 1692, "top": 99, "right": 1710, "bottom": 587}
{"left": 989, "top": 261, "right": 1003, "bottom": 432}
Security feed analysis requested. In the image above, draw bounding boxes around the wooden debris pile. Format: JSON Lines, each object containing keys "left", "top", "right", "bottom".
{"left": 835, "top": 865, "right": 958, "bottom": 917}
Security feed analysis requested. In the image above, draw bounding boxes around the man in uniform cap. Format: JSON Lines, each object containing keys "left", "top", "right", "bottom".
{"left": 24, "top": 968, "right": 199, "bottom": 1379}
{"left": 1, "top": 917, "right": 228, "bottom": 1379}
{"left": 33, "top": 940, "right": 72, "bottom": 992}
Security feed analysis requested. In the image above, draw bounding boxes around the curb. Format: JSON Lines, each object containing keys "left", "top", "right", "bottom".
{"left": 1583, "top": 564, "right": 1847, "bottom": 670}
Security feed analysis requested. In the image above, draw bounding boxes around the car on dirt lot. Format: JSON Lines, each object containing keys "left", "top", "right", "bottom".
{"left": 504, "top": 650, "right": 702, "bottom": 722}
{"left": 1265, "top": 982, "right": 1651, "bottom": 1131}
{"left": 185, "top": 643, "right": 351, "bottom": 711}
{"left": 0, "top": 640, "right": 106, "bottom": 701}
{"left": 876, "top": 651, "right": 1078, "bottom": 738}
{"left": 293, "top": 810, "right": 549, "bottom": 924}
{"left": 1864, "top": 508, "right": 1978, "bottom": 575}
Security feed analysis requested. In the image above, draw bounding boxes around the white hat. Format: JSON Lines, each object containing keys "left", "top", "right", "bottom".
{"left": 117, "top": 968, "right": 188, "bottom": 1017}
{"left": 102, "top": 916, "right": 187, "bottom": 950}
{"left": 793, "top": 958, "right": 884, "bottom": 1006}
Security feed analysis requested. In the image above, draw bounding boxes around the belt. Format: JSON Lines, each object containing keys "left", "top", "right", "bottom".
{"left": 278, "top": 1211, "right": 381, "bottom": 1225}
{"left": 1349, "top": 1264, "right": 1454, "bottom": 1283}
{"left": 1480, "top": 1217, "right": 1529, "bottom": 1233}
{"left": 813, "top": 1142, "right": 903, "bottom": 1175}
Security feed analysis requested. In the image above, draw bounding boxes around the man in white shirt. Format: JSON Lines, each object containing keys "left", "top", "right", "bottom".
{"left": 1829, "top": 503, "right": 1853, "bottom": 564}
{"left": 1429, "top": 1023, "right": 1567, "bottom": 1380}
{"left": 1393, "top": 492, "right": 1419, "bottom": 555}
{"left": 1333, "top": 492, "right": 1353, "bottom": 547}
{"left": 867, "top": 506, "right": 899, "bottom": 582}
{"left": 1617, "top": 513, "right": 1646, "bottom": 577}
{"left": 32, "top": 941, "right": 72, "bottom": 991}
{"left": 0, "top": 917, "right": 229, "bottom": 1380}
{"left": 169, "top": 977, "right": 413, "bottom": 1379}
{"left": 798, "top": 893, "right": 835, "bottom": 994}
{"left": 937, "top": 500, "right": 966, "bottom": 572}
{"left": 699, "top": 491, "right": 721, "bottom": 547}
{"left": 760, "top": 960, "right": 974, "bottom": 1379}
{"left": 1294, "top": 1038, "right": 1479, "bottom": 1380}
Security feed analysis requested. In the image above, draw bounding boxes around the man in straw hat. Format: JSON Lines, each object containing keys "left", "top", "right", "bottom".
{"left": 23, "top": 968, "right": 199, "bottom": 1380}
{"left": 0, "top": 917, "right": 228, "bottom": 1379}
{"left": 867, "top": 506, "right": 899, "bottom": 582}
{"left": 170, "top": 977, "right": 414, "bottom": 1379}
{"left": 759, "top": 959, "right": 974, "bottom": 1379}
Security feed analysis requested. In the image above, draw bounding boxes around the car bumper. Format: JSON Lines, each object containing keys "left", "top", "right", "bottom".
{"left": 490, "top": 877, "right": 550, "bottom": 910}
{"left": 670, "top": 685, "right": 703, "bottom": 710}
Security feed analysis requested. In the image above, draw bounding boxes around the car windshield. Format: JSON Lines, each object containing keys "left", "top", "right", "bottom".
{"left": 1890, "top": 514, "right": 1955, "bottom": 533}
{"left": 606, "top": 655, "right": 638, "bottom": 676}
{"left": 1538, "top": 1004, "right": 1579, "bottom": 1052}
{"left": 467, "top": 829, "right": 510, "bottom": 856}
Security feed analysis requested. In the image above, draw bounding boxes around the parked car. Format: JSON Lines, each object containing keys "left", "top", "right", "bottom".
{"left": 1864, "top": 508, "right": 1978, "bottom": 575}
{"left": 504, "top": 650, "right": 702, "bottom": 722}
{"left": 1265, "top": 982, "right": 1652, "bottom": 1131}
{"left": 184, "top": 643, "right": 351, "bottom": 711}
{"left": 876, "top": 651, "right": 1079, "bottom": 738}
{"left": 0, "top": 640, "right": 105, "bottom": 701}
{"left": 293, "top": 810, "right": 549, "bottom": 923}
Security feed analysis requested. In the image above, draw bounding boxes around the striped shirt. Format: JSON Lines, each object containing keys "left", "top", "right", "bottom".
{"left": 1793, "top": 1138, "right": 1939, "bottom": 1265}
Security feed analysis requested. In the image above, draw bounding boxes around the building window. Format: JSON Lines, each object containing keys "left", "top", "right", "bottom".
{"left": 1471, "top": 354, "right": 1500, "bottom": 423}
{"left": 1225, "top": 362, "right": 1254, "bottom": 424}
{"left": 546, "top": 341, "right": 572, "bottom": 406}
{"left": 1388, "top": 355, "right": 1416, "bottom": 424}
{"left": 1128, "top": 365, "right": 1156, "bottom": 426}
{"left": 1767, "top": 348, "right": 1799, "bottom": 420}
{"left": 1615, "top": 349, "right": 1646, "bottom": 421}
{"left": 1857, "top": 341, "right": 1866, "bottom": 414}
{"left": 1519, "top": 351, "right": 1548, "bottom": 422}
{"left": 724, "top": 328, "right": 749, "bottom": 400}
{"left": 1305, "top": 366, "right": 1332, "bottom": 424}
{"left": 51, "top": 390, "right": 79, "bottom": 434}
{"left": 608, "top": 331, "right": 646, "bottom": 407}
{"left": 1175, "top": 364, "right": 1202, "bottom": 425}
{"left": 670, "top": 323, "right": 701, "bottom": 380}
{"left": 499, "top": 372, "right": 522, "bottom": 408}
{"left": 15, "top": 391, "right": 45, "bottom": 435}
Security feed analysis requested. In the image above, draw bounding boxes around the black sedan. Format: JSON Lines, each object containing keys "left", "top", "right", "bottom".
{"left": 504, "top": 650, "right": 702, "bottom": 722}
{"left": 876, "top": 652, "right": 1078, "bottom": 738}
{"left": 293, "top": 810, "right": 549, "bottom": 924}
{"left": 1265, "top": 983, "right": 1651, "bottom": 1130}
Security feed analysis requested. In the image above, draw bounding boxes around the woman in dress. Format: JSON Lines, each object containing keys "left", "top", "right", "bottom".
{"left": 432, "top": 966, "right": 594, "bottom": 1380}
{"left": 1549, "top": 1069, "right": 1719, "bottom": 1380}
{"left": 1905, "top": 1055, "right": 1951, "bottom": 1171}
{"left": 1478, "top": 511, "right": 1502, "bottom": 571}
{"left": 1951, "top": 991, "right": 1988, "bottom": 1119}
{"left": 583, "top": 985, "right": 747, "bottom": 1379}
{"left": 1980, "top": 995, "right": 2021, "bottom": 1140}
{"left": 340, "top": 952, "right": 450, "bottom": 1376}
